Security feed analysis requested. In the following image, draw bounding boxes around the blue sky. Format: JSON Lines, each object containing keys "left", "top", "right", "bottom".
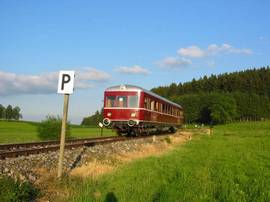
{"left": 0, "top": 0, "right": 269, "bottom": 123}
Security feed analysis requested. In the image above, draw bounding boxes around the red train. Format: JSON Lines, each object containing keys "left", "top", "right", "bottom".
{"left": 102, "top": 85, "right": 184, "bottom": 136}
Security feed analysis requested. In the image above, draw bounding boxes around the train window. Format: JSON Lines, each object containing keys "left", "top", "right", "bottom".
{"left": 148, "top": 99, "right": 151, "bottom": 109}
{"left": 129, "top": 95, "right": 138, "bottom": 108}
{"left": 144, "top": 98, "right": 147, "bottom": 108}
{"left": 106, "top": 96, "right": 116, "bottom": 107}
{"left": 144, "top": 97, "right": 151, "bottom": 109}
{"left": 107, "top": 95, "right": 140, "bottom": 108}
{"left": 117, "top": 96, "right": 127, "bottom": 107}
{"left": 155, "top": 101, "right": 159, "bottom": 111}
{"left": 151, "top": 100, "right": 155, "bottom": 111}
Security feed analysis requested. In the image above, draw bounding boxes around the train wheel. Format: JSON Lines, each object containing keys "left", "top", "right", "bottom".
{"left": 116, "top": 129, "right": 127, "bottom": 136}
{"left": 169, "top": 127, "right": 176, "bottom": 133}
{"left": 127, "top": 128, "right": 138, "bottom": 137}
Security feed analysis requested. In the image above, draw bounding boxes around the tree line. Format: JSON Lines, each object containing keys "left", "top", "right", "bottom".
{"left": 0, "top": 104, "right": 22, "bottom": 120}
{"left": 152, "top": 66, "right": 270, "bottom": 124}
{"left": 81, "top": 110, "right": 103, "bottom": 126}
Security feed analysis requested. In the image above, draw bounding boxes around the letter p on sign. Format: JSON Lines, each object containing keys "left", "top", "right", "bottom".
{"left": 57, "top": 71, "right": 75, "bottom": 94}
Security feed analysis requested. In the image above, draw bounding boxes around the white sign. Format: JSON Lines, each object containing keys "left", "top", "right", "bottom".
{"left": 98, "top": 122, "right": 104, "bottom": 128}
{"left": 57, "top": 71, "right": 75, "bottom": 94}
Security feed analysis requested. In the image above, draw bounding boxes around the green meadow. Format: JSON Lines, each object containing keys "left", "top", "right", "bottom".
{"left": 1, "top": 120, "right": 270, "bottom": 201}
{"left": 0, "top": 121, "right": 115, "bottom": 144}
{"left": 62, "top": 121, "right": 270, "bottom": 202}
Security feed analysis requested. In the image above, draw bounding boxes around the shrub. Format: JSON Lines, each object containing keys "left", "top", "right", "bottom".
{"left": 173, "top": 93, "right": 237, "bottom": 124}
{"left": 0, "top": 176, "right": 38, "bottom": 202}
{"left": 81, "top": 110, "right": 103, "bottom": 126}
{"left": 37, "top": 115, "right": 71, "bottom": 140}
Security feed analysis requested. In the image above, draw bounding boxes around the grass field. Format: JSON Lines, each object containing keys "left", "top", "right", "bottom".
{"left": 62, "top": 121, "right": 270, "bottom": 201}
{"left": 0, "top": 121, "right": 115, "bottom": 143}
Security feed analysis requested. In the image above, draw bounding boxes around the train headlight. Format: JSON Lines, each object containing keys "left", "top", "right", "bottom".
{"left": 103, "top": 118, "right": 111, "bottom": 126}
{"left": 107, "top": 112, "right": 112, "bottom": 117}
{"left": 128, "top": 120, "right": 136, "bottom": 127}
{"left": 131, "top": 112, "right": 136, "bottom": 117}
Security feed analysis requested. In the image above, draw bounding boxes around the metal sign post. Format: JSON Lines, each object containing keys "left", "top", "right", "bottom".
{"left": 57, "top": 71, "right": 75, "bottom": 178}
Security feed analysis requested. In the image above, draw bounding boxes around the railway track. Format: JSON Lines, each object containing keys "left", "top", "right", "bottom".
{"left": 0, "top": 133, "right": 170, "bottom": 159}
{"left": 0, "top": 136, "right": 130, "bottom": 159}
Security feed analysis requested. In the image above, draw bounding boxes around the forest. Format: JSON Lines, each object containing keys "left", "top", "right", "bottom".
{"left": 152, "top": 66, "right": 270, "bottom": 124}
{"left": 0, "top": 104, "right": 22, "bottom": 120}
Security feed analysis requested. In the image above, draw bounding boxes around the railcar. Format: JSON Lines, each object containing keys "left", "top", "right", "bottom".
{"left": 102, "top": 85, "right": 184, "bottom": 136}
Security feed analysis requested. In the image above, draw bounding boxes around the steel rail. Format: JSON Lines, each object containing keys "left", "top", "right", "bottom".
{"left": 0, "top": 136, "right": 117, "bottom": 151}
{"left": 0, "top": 133, "right": 173, "bottom": 159}
{"left": 0, "top": 135, "right": 150, "bottom": 159}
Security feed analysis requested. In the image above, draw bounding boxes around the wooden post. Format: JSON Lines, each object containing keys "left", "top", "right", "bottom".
{"left": 99, "top": 122, "right": 104, "bottom": 137}
{"left": 57, "top": 94, "right": 69, "bottom": 178}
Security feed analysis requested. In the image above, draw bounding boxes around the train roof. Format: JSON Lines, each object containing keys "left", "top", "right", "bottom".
{"left": 105, "top": 84, "right": 183, "bottom": 109}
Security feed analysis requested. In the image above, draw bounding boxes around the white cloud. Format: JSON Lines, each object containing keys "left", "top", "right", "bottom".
{"left": 115, "top": 65, "right": 150, "bottom": 75}
{"left": 207, "top": 43, "right": 252, "bottom": 55}
{"left": 157, "top": 57, "right": 192, "bottom": 68}
{"left": 177, "top": 43, "right": 253, "bottom": 58}
{"left": 76, "top": 68, "right": 111, "bottom": 81}
{"left": 0, "top": 68, "right": 111, "bottom": 96}
{"left": 177, "top": 46, "right": 206, "bottom": 58}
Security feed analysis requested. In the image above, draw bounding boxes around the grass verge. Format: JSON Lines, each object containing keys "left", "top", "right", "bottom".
{"left": 62, "top": 121, "right": 270, "bottom": 201}
{"left": 0, "top": 120, "right": 115, "bottom": 143}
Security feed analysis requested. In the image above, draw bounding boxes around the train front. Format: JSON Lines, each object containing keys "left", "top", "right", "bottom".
{"left": 102, "top": 85, "right": 142, "bottom": 136}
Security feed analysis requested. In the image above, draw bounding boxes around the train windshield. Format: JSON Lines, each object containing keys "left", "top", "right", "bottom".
{"left": 106, "top": 95, "right": 138, "bottom": 108}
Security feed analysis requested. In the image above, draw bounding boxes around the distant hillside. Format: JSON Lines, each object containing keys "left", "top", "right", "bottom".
{"left": 152, "top": 66, "right": 270, "bottom": 97}
{"left": 152, "top": 66, "right": 270, "bottom": 124}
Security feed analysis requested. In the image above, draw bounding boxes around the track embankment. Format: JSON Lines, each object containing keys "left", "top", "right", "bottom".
{"left": 0, "top": 129, "right": 210, "bottom": 184}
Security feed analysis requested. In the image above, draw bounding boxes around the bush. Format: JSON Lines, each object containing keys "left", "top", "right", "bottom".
{"left": 37, "top": 115, "right": 71, "bottom": 140}
{"left": 0, "top": 176, "right": 38, "bottom": 202}
{"left": 173, "top": 93, "right": 237, "bottom": 124}
{"left": 81, "top": 110, "right": 103, "bottom": 126}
